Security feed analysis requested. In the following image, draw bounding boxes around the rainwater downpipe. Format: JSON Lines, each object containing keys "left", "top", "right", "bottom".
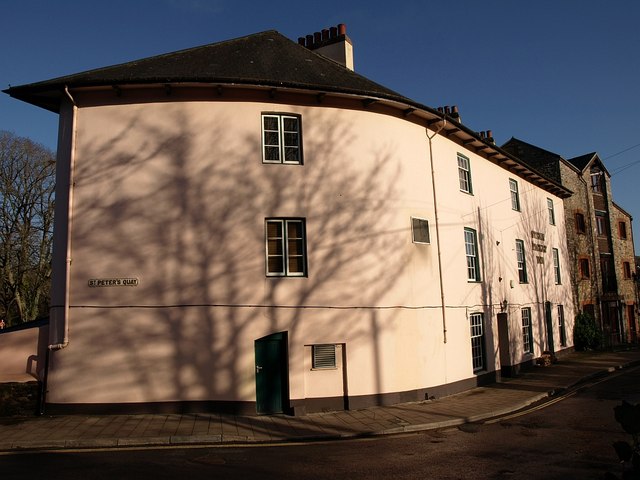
{"left": 426, "top": 119, "right": 447, "bottom": 343}
{"left": 48, "top": 86, "right": 77, "bottom": 351}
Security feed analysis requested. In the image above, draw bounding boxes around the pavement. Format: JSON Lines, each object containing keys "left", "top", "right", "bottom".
{"left": 1, "top": 347, "right": 640, "bottom": 453}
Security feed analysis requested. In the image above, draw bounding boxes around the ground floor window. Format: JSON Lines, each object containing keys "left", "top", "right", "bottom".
{"left": 470, "top": 313, "right": 485, "bottom": 372}
{"left": 521, "top": 307, "right": 533, "bottom": 354}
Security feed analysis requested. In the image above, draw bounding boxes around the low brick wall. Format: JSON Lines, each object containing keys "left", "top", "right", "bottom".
{"left": 0, "top": 319, "right": 48, "bottom": 382}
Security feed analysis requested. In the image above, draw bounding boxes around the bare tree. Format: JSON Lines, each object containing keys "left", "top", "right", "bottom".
{"left": 0, "top": 131, "right": 55, "bottom": 326}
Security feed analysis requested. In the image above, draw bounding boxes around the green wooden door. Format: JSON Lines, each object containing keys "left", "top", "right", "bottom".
{"left": 545, "top": 301, "right": 555, "bottom": 353}
{"left": 255, "top": 332, "right": 288, "bottom": 414}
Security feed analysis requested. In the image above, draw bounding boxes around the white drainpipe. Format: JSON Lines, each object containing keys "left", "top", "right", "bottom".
{"left": 49, "top": 86, "right": 77, "bottom": 351}
{"left": 426, "top": 118, "right": 447, "bottom": 343}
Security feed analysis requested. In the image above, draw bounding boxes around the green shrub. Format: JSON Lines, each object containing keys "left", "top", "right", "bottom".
{"left": 573, "top": 312, "right": 602, "bottom": 351}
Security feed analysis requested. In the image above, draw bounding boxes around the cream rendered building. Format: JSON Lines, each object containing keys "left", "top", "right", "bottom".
{"left": 4, "top": 26, "right": 574, "bottom": 415}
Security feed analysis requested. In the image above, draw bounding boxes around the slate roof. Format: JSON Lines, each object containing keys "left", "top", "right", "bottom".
{"left": 501, "top": 137, "right": 565, "bottom": 184}
{"left": 4, "top": 30, "right": 414, "bottom": 113}
{"left": 567, "top": 152, "right": 597, "bottom": 172}
{"left": 3, "top": 29, "right": 573, "bottom": 199}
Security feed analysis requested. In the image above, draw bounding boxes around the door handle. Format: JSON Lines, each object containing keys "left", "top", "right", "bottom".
{"left": 256, "top": 365, "right": 263, "bottom": 373}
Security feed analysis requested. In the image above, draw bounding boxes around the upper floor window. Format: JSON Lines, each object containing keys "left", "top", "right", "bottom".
{"left": 457, "top": 153, "right": 473, "bottom": 194}
{"left": 619, "top": 221, "right": 628, "bottom": 240}
{"left": 265, "top": 218, "right": 307, "bottom": 276}
{"left": 547, "top": 198, "right": 555, "bottom": 225}
{"left": 553, "top": 248, "right": 561, "bottom": 284}
{"left": 262, "top": 114, "right": 302, "bottom": 164}
{"left": 516, "top": 239, "right": 528, "bottom": 283}
{"left": 464, "top": 228, "right": 481, "bottom": 282}
{"left": 623, "top": 261, "right": 632, "bottom": 279}
{"left": 575, "top": 212, "right": 586, "bottom": 234}
{"left": 509, "top": 179, "right": 521, "bottom": 211}
{"left": 579, "top": 258, "right": 591, "bottom": 279}
{"left": 591, "top": 172, "right": 603, "bottom": 193}
{"left": 595, "top": 211, "right": 608, "bottom": 236}
{"left": 411, "top": 217, "right": 431, "bottom": 244}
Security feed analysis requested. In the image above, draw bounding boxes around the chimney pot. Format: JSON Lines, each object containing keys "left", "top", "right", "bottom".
{"left": 314, "top": 31, "right": 322, "bottom": 44}
{"left": 452, "top": 105, "right": 459, "bottom": 114}
{"left": 479, "top": 131, "right": 486, "bottom": 139}
{"left": 486, "top": 130, "right": 493, "bottom": 139}
{"left": 444, "top": 106, "right": 451, "bottom": 114}
{"left": 306, "top": 34, "right": 313, "bottom": 46}
{"left": 298, "top": 37, "right": 306, "bottom": 46}
{"left": 322, "top": 29, "right": 330, "bottom": 41}
{"left": 330, "top": 26, "right": 338, "bottom": 38}
{"left": 338, "top": 23, "right": 347, "bottom": 35}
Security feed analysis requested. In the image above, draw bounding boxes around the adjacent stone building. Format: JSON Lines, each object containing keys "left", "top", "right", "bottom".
{"left": 503, "top": 139, "right": 637, "bottom": 346}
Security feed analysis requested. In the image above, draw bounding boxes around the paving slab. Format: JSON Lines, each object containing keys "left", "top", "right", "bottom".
{"left": 0, "top": 348, "right": 639, "bottom": 452}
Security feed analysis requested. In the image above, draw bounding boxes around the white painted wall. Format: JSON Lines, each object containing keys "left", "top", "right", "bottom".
{"left": 46, "top": 90, "right": 574, "bottom": 409}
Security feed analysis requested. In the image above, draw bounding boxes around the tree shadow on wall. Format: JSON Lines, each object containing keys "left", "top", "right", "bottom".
{"left": 53, "top": 103, "right": 409, "bottom": 410}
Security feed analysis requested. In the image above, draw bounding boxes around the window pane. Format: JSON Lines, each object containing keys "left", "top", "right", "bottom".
{"left": 282, "top": 117, "right": 299, "bottom": 132}
{"left": 457, "top": 154, "right": 471, "bottom": 193}
{"left": 510, "top": 179, "right": 520, "bottom": 210}
{"left": 412, "top": 218, "right": 430, "bottom": 244}
{"left": 288, "top": 256, "right": 304, "bottom": 273}
{"left": 516, "top": 240, "right": 527, "bottom": 283}
{"left": 283, "top": 132, "right": 299, "bottom": 147}
{"left": 263, "top": 116, "right": 279, "bottom": 130}
{"left": 267, "top": 239, "right": 283, "bottom": 255}
{"left": 287, "top": 221, "right": 303, "bottom": 238}
{"left": 266, "top": 220, "right": 284, "bottom": 275}
{"left": 268, "top": 256, "right": 284, "bottom": 274}
{"left": 465, "top": 229, "right": 479, "bottom": 281}
{"left": 288, "top": 238, "right": 304, "bottom": 255}
{"left": 267, "top": 221, "right": 282, "bottom": 237}
{"left": 264, "top": 146, "right": 280, "bottom": 161}
{"left": 470, "top": 313, "right": 484, "bottom": 371}
{"left": 284, "top": 146, "right": 299, "bottom": 162}
{"left": 264, "top": 131, "right": 280, "bottom": 146}
{"left": 465, "top": 232, "right": 476, "bottom": 256}
{"left": 459, "top": 170, "right": 469, "bottom": 192}
{"left": 522, "top": 308, "right": 532, "bottom": 353}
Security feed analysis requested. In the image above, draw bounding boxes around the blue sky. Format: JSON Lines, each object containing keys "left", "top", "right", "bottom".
{"left": 2, "top": 0, "right": 639, "bottom": 246}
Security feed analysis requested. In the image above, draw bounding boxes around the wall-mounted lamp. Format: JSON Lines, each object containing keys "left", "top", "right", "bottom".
{"left": 500, "top": 300, "right": 508, "bottom": 312}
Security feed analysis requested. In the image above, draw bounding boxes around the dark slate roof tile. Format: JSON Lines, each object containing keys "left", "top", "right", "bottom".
{"left": 4, "top": 30, "right": 412, "bottom": 112}
{"left": 567, "top": 152, "right": 597, "bottom": 171}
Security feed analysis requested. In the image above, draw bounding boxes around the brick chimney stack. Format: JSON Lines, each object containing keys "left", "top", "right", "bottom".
{"left": 298, "top": 23, "right": 354, "bottom": 71}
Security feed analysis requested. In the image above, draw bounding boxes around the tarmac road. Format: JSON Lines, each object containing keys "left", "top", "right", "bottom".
{"left": 2, "top": 365, "right": 639, "bottom": 480}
